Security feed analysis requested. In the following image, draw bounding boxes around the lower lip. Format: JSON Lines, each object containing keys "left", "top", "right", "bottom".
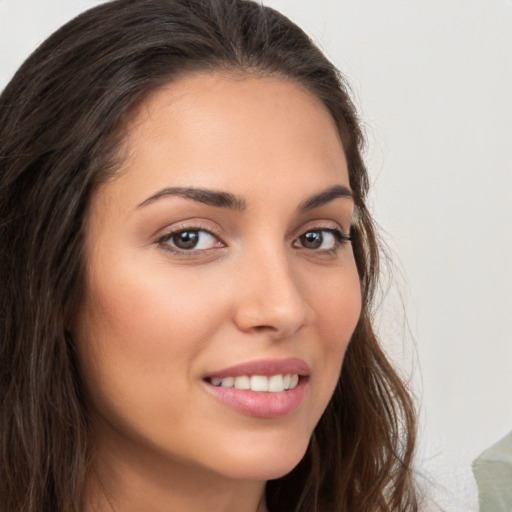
{"left": 203, "top": 378, "right": 308, "bottom": 419}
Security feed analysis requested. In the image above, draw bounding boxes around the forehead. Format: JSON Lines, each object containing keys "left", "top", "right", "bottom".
{"left": 128, "top": 71, "right": 338, "bottom": 134}
{"left": 102, "top": 72, "right": 349, "bottom": 208}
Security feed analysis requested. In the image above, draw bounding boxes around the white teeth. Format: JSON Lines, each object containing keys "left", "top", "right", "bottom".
{"left": 268, "top": 374, "right": 284, "bottom": 392}
{"left": 209, "top": 374, "right": 300, "bottom": 392}
{"left": 234, "top": 375, "right": 250, "bottom": 390}
{"left": 250, "top": 375, "right": 268, "bottom": 392}
{"left": 220, "top": 376, "right": 234, "bottom": 388}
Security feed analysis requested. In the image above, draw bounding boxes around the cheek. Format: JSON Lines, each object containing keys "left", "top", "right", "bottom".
{"left": 309, "top": 262, "right": 362, "bottom": 382}
{"left": 311, "top": 260, "right": 362, "bottom": 341}
{"left": 73, "top": 262, "right": 223, "bottom": 417}
{"left": 79, "top": 261, "right": 220, "bottom": 356}
{"left": 73, "top": 265, "right": 238, "bottom": 464}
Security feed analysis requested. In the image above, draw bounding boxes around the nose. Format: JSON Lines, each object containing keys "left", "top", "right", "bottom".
{"left": 233, "top": 247, "right": 310, "bottom": 338}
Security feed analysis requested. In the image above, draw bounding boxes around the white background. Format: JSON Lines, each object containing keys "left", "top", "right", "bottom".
{"left": 1, "top": 1, "right": 511, "bottom": 508}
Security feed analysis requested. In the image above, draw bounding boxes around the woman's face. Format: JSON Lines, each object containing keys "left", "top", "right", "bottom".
{"left": 74, "top": 73, "right": 361, "bottom": 484}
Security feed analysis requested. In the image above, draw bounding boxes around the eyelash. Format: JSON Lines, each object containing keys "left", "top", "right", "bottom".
{"left": 293, "top": 227, "right": 352, "bottom": 252}
{"left": 156, "top": 225, "right": 352, "bottom": 255}
{"left": 156, "top": 223, "right": 224, "bottom": 254}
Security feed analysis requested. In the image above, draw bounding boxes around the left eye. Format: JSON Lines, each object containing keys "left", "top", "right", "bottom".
{"left": 160, "top": 229, "right": 220, "bottom": 251}
{"left": 294, "top": 229, "right": 345, "bottom": 250}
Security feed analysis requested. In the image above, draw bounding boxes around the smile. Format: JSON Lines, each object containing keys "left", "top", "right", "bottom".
{"left": 208, "top": 374, "right": 300, "bottom": 392}
{"left": 203, "top": 358, "right": 309, "bottom": 418}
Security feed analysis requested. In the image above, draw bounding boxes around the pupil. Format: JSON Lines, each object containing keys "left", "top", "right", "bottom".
{"left": 174, "top": 231, "right": 199, "bottom": 249}
{"left": 302, "top": 231, "right": 322, "bottom": 249}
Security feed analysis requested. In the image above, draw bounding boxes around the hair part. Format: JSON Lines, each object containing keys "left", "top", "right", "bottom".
{"left": 0, "top": 1, "right": 417, "bottom": 510}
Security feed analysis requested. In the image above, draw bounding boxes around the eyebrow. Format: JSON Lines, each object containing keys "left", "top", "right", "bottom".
{"left": 137, "top": 184, "right": 353, "bottom": 211}
{"left": 298, "top": 185, "right": 353, "bottom": 212}
{"left": 137, "top": 187, "right": 247, "bottom": 210}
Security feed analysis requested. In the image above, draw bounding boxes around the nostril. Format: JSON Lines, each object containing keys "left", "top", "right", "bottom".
{"left": 253, "top": 324, "right": 278, "bottom": 332}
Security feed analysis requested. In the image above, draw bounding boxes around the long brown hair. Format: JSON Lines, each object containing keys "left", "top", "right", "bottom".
{"left": 0, "top": 1, "right": 417, "bottom": 510}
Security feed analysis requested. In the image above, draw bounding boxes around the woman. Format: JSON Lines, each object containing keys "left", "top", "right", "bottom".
{"left": 0, "top": 0, "right": 417, "bottom": 511}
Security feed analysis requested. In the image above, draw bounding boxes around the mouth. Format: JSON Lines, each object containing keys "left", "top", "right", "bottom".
{"left": 202, "top": 358, "right": 309, "bottom": 418}
{"left": 206, "top": 373, "right": 300, "bottom": 393}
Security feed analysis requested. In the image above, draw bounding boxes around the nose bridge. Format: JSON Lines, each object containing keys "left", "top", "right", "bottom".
{"left": 234, "top": 241, "right": 308, "bottom": 336}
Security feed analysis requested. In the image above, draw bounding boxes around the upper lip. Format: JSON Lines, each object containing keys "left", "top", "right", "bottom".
{"left": 204, "top": 357, "right": 310, "bottom": 379}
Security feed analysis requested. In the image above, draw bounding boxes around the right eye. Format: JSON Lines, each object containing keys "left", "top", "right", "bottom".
{"left": 158, "top": 228, "right": 223, "bottom": 252}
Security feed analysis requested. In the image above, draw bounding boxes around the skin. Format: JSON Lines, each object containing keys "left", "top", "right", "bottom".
{"left": 74, "top": 72, "right": 362, "bottom": 512}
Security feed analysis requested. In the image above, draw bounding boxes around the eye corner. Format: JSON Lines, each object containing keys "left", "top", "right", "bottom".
{"left": 156, "top": 224, "right": 226, "bottom": 255}
{"left": 293, "top": 226, "right": 352, "bottom": 252}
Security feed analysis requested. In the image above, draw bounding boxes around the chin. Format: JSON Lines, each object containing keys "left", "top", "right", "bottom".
{"left": 206, "top": 433, "right": 311, "bottom": 482}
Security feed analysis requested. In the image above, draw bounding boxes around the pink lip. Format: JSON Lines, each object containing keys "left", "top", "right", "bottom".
{"left": 202, "top": 358, "right": 310, "bottom": 419}
{"left": 204, "top": 357, "right": 310, "bottom": 379}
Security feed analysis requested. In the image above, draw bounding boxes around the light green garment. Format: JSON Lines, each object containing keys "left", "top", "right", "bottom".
{"left": 472, "top": 430, "right": 512, "bottom": 512}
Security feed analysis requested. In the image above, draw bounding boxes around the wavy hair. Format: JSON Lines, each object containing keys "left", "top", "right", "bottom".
{"left": 0, "top": 0, "right": 417, "bottom": 510}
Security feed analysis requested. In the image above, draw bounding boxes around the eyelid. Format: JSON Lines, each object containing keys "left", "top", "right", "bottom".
{"left": 155, "top": 219, "right": 223, "bottom": 239}
{"left": 294, "top": 227, "right": 350, "bottom": 244}
{"left": 154, "top": 219, "right": 352, "bottom": 256}
{"left": 292, "top": 221, "right": 353, "bottom": 252}
{"left": 155, "top": 222, "right": 226, "bottom": 253}
{"left": 293, "top": 220, "right": 349, "bottom": 238}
